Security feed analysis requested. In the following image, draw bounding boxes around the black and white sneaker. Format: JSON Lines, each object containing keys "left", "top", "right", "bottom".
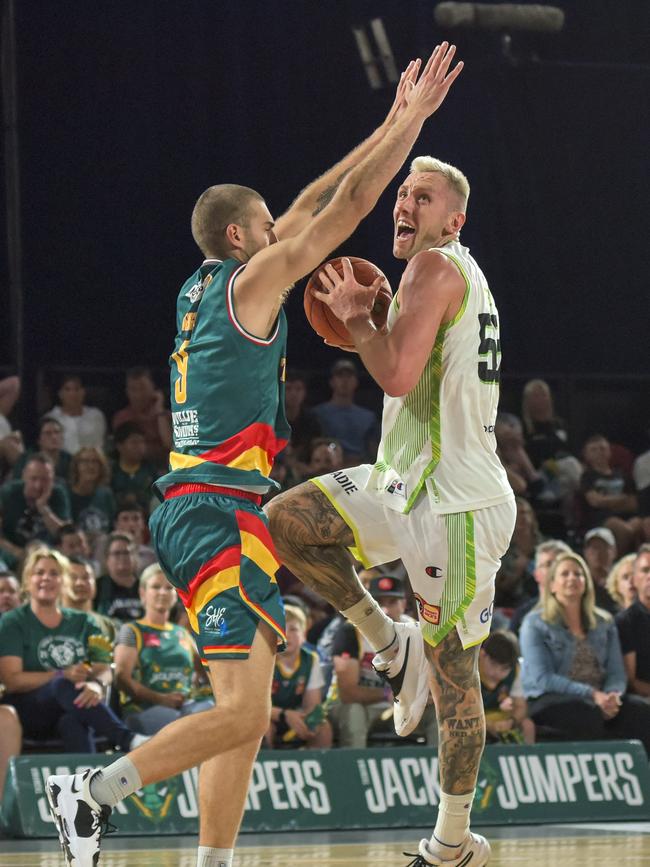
{"left": 46, "top": 768, "right": 114, "bottom": 866}
{"left": 404, "top": 833, "right": 492, "bottom": 866}
{"left": 372, "top": 621, "right": 430, "bottom": 737}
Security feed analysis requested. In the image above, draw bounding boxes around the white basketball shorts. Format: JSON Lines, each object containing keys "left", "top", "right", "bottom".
{"left": 311, "top": 464, "right": 516, "bottom": 650}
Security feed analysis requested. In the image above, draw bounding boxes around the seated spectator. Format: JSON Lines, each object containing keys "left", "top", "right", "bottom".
{"left": 0, "top": 572, "right": 21, "bottom": 616}
{"left": 328, "top": 575, "right": 436, "bottom": 747}
{"left": 110, "top": 423, "right": 157, "bottom": 512}
{"left": 114, "top": 564, "right": 212, "bottom": 735}
{"left": 68, "top": 447, "right": 116, "bottom": 540}
{"left": 61, "top": 556, "right": 116, "bottom": 642}
{"left": 509, "top": 539, "right": 572, "bottom": 635}
{"left": 606, "top": 553, "right": 637, "bottom": 611}
{"left": 579, "top": 434, "right": 640, "bottom": 553}
{"left": 616, "top": 545, "right": 650, "bottom": 700}
{"left": 55, "top": 524, "right": 99, "bottom": 575}
{"left": 305, "top": 437, "right": 345, "bottom": 479}
{"left": 0, "top": 376, "right": 22, "bottom": 485}
{"left": 313, "top": 359, "right": 379, "bottom": 464}
{"left": 0, "top": 454, "right": 71, "bottom": 568}
{"left": 0, "top": 704, "right": 21, "bottom": 796}
{"left": 0, "top": 547, "right": 143, "bottom": 753}
{"left": 495, "top": 414, "right": 547, "bottom": 501}
{"left": 284, "top": 369, "right": 322, "bottom": 466}
{"left": 480, "top": 630, "right": 535, "bottom": 744}
{"left": 582, "top": 527, "right": 619, "bottom": 615}
{"left": 113, "top": 504, "right": 156, "bottom": 574}
{"left": 266, "top": 605, "right": 332, "bottom": 748}
{"left": 632, "top": 438, "right": 650, "bottom": 546}
{"left": 495, "top": 497, "right": 539, "bottom": 612}
{"left": 520, "top": 551, "right": 650, "bottom": 753}
{"left": 95, "top": 532, "right": 144, "bottom": 622}
{"left": 112, "top": 367, "right": 172, "bottom": 470}
{"left": 521, "top": 379, "right": 571, "bottom": 468}
{"left": 48, "top": 374, "right": 107, "bottom": 454}
{"left": 12, "top": 417, "right": 72, "bottom": 485}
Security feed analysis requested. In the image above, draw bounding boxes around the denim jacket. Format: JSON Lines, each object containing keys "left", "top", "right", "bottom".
{"left": 520, "top": 609, "right": 626, "bottom": 699}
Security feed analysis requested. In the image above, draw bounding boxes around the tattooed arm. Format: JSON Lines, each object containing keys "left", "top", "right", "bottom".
{"left": 426, "top": 630, "right": 485, "bottom": 796}
{"left": 265, "top": 481, "right": 367, "bottom": 610}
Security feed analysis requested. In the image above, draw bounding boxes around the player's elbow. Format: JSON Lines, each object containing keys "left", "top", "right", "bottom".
{"left": 381, "top": 371, "right": 417, "bottom": 398}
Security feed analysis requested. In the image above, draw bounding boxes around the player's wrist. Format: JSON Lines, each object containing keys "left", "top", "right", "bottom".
{"left": 345, "top": 315, "right": 376, "bottom": 344}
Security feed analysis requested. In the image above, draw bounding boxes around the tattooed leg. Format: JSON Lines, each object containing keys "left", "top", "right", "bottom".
{"left": 265, "top": 481, "right": 366, "bottom": 610}
{"left": 426, "top": 629, "right": 484, "bottom": 795}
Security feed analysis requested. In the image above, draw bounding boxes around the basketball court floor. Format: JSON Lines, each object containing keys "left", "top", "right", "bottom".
{"left": 1, "top": 823, "right": 649, "bottom": 866}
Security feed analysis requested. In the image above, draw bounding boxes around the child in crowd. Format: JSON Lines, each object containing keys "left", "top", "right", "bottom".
{"left": 266, "top": 605, "right": 332, "bottom": 748}
{"left": 479, "top": 630, "right": 535, "bottom": 745}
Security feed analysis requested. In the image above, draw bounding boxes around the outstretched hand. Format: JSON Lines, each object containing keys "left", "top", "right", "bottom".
{"left": 384, "top": 59, "right": 421, "bottom": 126}
{"left": 403, "top": 42, "right": 463, "bottom": 120}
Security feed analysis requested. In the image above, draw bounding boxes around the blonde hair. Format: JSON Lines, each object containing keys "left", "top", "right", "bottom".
{"left": 191, "top": 184, "right": 264, "bottom": 258}
{"left": 409, "top": 156, "right": 470, "bottom": 209}
{"left": 605, "top": 553, "right": 636, "bottom": 608}
{"left": 21, "top": 546, "right": 70, "bottom": 593}
{"left": 522, "top": 378, "right": 554, "bottom": 434}
{"left": 284, "top": 604, "right": 307, "bottom": 632}
{"left": 542, "top": 552, "right": 610, "bottom": 631}
{"left": 69, "top": 447, "right": 111, "bottom": 488}
{"left": 139, "top": 563, "right": 170, "bottom": 591}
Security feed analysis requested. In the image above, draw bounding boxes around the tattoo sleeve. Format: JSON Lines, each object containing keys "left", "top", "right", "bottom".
{"left": 312, "top": 169, "right": 352, "bottom": 216}
{"left": 426, "top": 630, "right": 485, "bottom": 796}
{"left": 265, "top": 482, "right": 366, "bottom": 610}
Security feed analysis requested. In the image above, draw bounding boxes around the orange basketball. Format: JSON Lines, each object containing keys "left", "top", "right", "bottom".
{"left": 304, "top": 256, "right": 392, "bottom": 350}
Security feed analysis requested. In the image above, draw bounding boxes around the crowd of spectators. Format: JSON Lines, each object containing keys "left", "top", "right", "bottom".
{"left": 0, "top": 367, "right": 649, "bottom": 796}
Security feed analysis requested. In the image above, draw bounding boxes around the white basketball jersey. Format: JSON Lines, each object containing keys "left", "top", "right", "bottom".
{"left": 367, "top": 240, "right": 512, "bottom": 515}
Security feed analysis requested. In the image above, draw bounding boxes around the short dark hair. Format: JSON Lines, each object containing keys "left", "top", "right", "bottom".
{"left": 114, "top": 422, "right": 145, "bottom": 445}
{"left": 191, "top": 184, "right": 264, "bottom": 258}
{"left": 115, "top": 503, "right": 146, "bottom": 520}
{"left": 482, "top": 630, "right": 519, "bottom": 667}
{"left": 38, "top": 416, "right": 63, "bottom": 435}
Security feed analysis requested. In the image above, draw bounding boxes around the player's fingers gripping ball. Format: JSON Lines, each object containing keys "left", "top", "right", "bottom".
{"left": 304, "top": 256, "right": 392, "bottom": 350}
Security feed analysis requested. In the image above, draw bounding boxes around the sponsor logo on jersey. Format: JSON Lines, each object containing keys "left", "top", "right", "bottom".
{"left": 414, "top": 593, "right": 441, "bottom": 625}
{"left": 185, "top": 282, "right": 204, "bottom": 303}
{"left": 425, "top": 566, "right": 443, "bottom": 578}
{"left": 385, "top": 478, "right": 407, "bottom": 499}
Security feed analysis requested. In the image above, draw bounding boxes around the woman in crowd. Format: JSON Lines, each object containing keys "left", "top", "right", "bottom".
{"left": 0, "top": 547, "right": 141, "bottom": 753}
{"left": 520, "top": 551, "right": 650, "bottom": 752}
{"left": 605, "top": 553, "right": 637, "bottom": 611}
{"left": 68, "top": 447, "right": 116, "bottom": 540}
{"left": 114, "top": 564, "right": 212, "bottom": 735}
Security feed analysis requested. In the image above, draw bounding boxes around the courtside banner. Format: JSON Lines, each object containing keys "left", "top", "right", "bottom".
{"left": 2, "top": 741, "right": 649, "bottom": 837}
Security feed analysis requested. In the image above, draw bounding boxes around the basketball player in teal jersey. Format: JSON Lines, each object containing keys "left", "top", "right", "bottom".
{"left": 267, "top": 159, "right": 515, "bottom": 866}
{"left": 46, "top": 45, "right": 464, "bottom": 867}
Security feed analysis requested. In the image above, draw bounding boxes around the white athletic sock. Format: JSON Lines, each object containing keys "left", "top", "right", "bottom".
{"left": 89, "top": 756, "right": 142, "bottom": 808}
{"left": 429, "top": 790, "right": 474, "bottom": 857}
{"left": 196, "top": 846, "right": 233, "bottom": 867}
{"left": 341, "top": 591, "right": 397, "bottom": 658}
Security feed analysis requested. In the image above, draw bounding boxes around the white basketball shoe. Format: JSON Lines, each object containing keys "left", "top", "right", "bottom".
{"left": 372, "top": 620, "right": 430, "bottom": 736}
{"left": 404, "top": 832, "right": 491, "bottom": 866}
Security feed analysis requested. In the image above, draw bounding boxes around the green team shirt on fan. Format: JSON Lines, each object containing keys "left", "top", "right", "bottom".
{"left": 154, "top": 257, "right": 291, "bottom": 498}
{"left": 272, "top": 646, "right": 324, "bottom": 710}
{"left": 0, "top": 604, "right": 112, "bottom": 672}
{"left": 116, "top": 619, "right": 196, "bottom": 714}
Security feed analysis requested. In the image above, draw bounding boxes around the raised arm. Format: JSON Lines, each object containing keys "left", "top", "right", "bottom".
{"left": 236, "top": 44, "right": 463, "bottom": 315}
{"left": 273, "top": 60, "right": 421, "bottom": 240}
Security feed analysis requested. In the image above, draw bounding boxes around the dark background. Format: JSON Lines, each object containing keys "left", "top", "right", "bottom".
{"left": 2, "top": 0, "right": 650, "bottom": 442}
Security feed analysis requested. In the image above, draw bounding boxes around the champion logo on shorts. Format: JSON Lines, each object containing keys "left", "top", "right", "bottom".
{"left": 425, "top": 565, "right": 443, "bottom": 578}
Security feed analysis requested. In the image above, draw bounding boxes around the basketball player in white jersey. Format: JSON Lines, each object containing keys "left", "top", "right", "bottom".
{"left": 267, "top": 157, "right": 515, "bottom": 867}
